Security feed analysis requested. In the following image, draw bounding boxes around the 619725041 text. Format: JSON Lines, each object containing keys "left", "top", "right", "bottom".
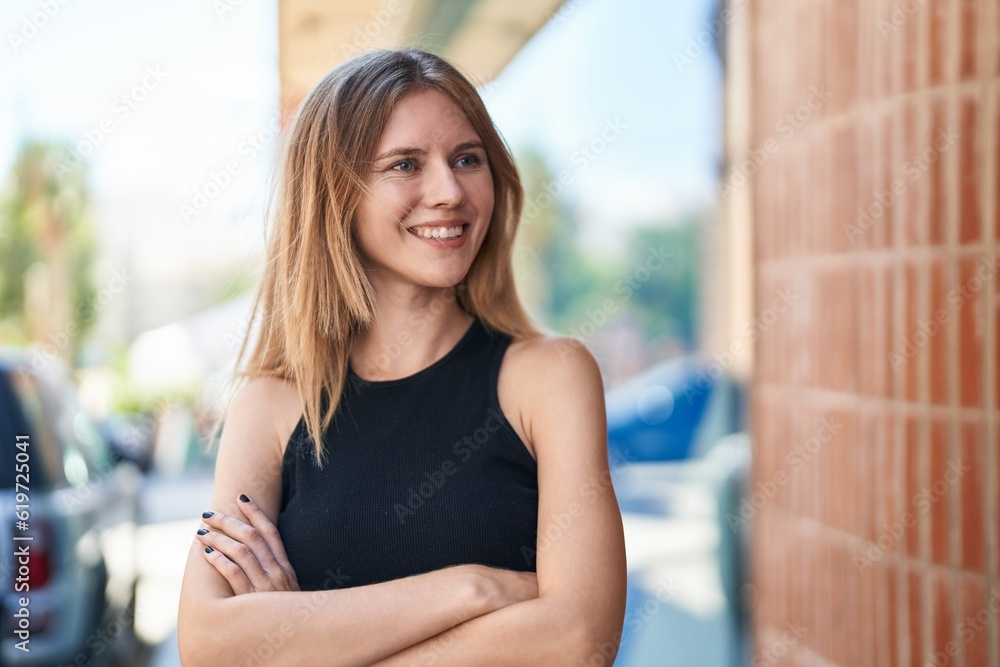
{"left": 12, "top": 434, "right": 33, "bottom": 653}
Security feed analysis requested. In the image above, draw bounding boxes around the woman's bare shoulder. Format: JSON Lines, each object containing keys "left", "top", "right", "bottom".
{"left": 506, "top": 333, "right": 595, "bottom": 372}
{"left": 498, "top": 333, "right": 600, "bottom": 462}
{"left": 227, "top": 375, "right": 304, "bottom": 460}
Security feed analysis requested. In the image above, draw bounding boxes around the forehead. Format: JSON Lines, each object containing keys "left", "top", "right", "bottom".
{"left": 377, "top": 88, "right": 481, "bottom": 148}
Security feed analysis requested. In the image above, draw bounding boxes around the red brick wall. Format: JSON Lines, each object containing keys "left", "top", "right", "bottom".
{"left": 745, "top": 1, "right": 999, "bottom": 665}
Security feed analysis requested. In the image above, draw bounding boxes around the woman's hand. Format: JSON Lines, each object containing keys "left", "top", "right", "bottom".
{"left": 195, "top": 494, "right": 300, "bottom": 595}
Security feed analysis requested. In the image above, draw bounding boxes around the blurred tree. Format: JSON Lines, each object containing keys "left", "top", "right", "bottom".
{"left": 0, "top": 140, "right": 97, "bottom": 361}
{"left": 514, "top": 147, "right": 609, "bottom": 327}
{"left": 511, "top": 147, "right": 560, "bottom": 317}
{"left": 619, "top": 218, "right": 700, "bottom": 349}
{"left": 513, "top": 146, "right": 699, "bottom": 353}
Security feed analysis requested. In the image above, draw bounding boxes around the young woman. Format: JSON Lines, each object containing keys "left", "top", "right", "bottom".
{"left": 176, "top": 48, "right": 627, "bottom": 667}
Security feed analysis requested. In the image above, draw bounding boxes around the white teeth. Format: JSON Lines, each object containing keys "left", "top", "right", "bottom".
{"left": 412, "top": 225, "right": 464, "bottom": 239}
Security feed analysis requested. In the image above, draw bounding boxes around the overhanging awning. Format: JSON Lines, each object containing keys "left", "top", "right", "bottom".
{"left": 279, "top": 0, "right": 567, "bottom": 121}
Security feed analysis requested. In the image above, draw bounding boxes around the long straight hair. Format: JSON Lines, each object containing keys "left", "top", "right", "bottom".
{"left": 209, "top": 49, "right": 541, "bottom": 467}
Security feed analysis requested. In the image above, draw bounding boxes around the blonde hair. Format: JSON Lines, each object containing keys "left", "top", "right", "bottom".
{"left": 210, "top": 48, "right": 541, "bottom": 467}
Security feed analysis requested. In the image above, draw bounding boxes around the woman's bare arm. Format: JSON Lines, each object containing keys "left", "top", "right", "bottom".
{"left": 176, "top": 377, "right": 527, "bottom": 667}
{"left": 371, "top": 338, "right": 628, "bottom": 666}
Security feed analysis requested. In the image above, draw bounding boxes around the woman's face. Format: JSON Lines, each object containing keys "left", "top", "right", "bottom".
{"left": 354, "top": 87, "right": 495, "bottom": 290}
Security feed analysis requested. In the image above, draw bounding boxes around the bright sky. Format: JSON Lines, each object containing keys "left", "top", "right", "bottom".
{"left": 0, "top": 0, "right": 280, "bottom": 229}
{"left": 0, "top": 0, "right": 720, "bottom": 253}
{"left": 488, "top": 0, "right": 722, "bottom": 244}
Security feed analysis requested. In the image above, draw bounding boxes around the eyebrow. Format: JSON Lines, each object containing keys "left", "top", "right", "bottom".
{"left": 372, "top": 140, "right": 486, "bottom": 162}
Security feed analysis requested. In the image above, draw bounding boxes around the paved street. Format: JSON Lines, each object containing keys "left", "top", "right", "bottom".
{"left": 135, "top": 472, "right": 214, "bottom": 667}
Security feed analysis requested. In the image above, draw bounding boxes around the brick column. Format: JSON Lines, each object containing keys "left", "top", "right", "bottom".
{"left": 739, "top": 1, "right": 1000, "bottom": 665}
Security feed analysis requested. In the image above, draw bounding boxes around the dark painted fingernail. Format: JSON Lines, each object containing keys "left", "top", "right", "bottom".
{"left": 197, "top": 528, "right": 209, "bottom": 535}
{"left": 239, "top": 494, "right": 250, "bottom": 503}
{"left": 204, "top": 546, "right": 214, "bottom": 553}
{"left": 202, "top": 511, "right": 214, "bottom": 519}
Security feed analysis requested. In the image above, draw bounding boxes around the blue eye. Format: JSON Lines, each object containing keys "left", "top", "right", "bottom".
{"left": 392, "top": 159, "right": 415, "bottom": 172}
{"left": 456, "top": 154, "right": 483, "bottom": 168}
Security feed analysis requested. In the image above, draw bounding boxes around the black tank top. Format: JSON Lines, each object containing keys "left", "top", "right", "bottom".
{"left": 276, "top": 316, "right": 539, "bottom": 591}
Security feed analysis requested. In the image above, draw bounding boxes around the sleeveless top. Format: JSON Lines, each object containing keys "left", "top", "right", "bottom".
{"left": 276, "top": 316, "right": 539, "bottom": 591}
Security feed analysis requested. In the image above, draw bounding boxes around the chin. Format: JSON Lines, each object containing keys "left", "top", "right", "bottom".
{"left": 423, "top": 276, "right": 467, "bottom": 289}
{"left": 419, "top": 268, "right": 471, "bottom": 289}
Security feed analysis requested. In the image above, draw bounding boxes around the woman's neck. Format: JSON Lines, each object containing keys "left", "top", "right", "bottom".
{"left": 349, "top": 294, "right": 473, "bottom": 382}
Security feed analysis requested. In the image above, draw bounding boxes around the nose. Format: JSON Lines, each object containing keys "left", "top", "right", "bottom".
{"left": 422, "top": 159, "right": 465, "bottom": 208}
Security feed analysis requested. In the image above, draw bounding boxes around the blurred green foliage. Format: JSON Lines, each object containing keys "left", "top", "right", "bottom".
{"left": 0, "top": 140, "right": 97, "bottom": 358}
{"left": 620, "top": 221, "right": 699, "bottom": 346}
{"left": 515, "top": 147, "right": 699, "bottom": 350}
{"left": 211, "top": 266, "right": 257, "bottom": 305}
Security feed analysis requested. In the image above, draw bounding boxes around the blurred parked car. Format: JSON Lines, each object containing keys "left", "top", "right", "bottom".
{"left": 0, "top": 348, "right": 143, "bottom": 666}
{"left": 606, "top": 354, "right": 745, "bottom": 464}
{"left": 605, "top": 357, "right": 751, "bottom": 666}
{"left": 96, "top": 412, "right": 156, "bottom": 475}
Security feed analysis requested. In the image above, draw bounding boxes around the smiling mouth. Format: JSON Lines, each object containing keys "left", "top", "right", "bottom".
{"left": 407, "top": 223, "right": 469, "bottom": 240}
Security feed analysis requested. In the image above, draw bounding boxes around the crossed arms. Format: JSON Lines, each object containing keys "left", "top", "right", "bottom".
{"left": 177, "top": 339, "right": 626, "bottom": 666}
